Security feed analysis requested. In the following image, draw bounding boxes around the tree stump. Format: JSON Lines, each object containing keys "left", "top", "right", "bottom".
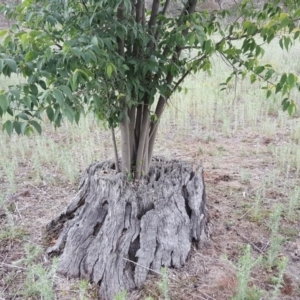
{"left": 46, "top": 157, "right": 208, "bottom": 300}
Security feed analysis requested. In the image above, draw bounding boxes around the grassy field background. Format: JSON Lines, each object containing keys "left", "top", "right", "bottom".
{"left": 1, "top": 38, "right": 300, "bottom": 299}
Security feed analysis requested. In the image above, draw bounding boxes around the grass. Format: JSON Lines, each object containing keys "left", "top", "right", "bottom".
{"left": 1, "top": 38, "right": 300, "bottom": 299}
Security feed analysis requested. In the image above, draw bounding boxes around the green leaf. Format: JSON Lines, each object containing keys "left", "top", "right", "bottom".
{"left": 46, "top": 106, "right": 54, "bottom": 122}
{"left": 275, "top": 83, "right": 282, "bottom": 94}
{"left": 23, "top": 96, "right": 31, "bottom": 108}
{"left": 266, "top": 90, "right": 272, "bottom": 98}
{"left": 186, "top": 32, "right": 195, "bottom": 46}
{"left": 25, "top": 51, "right": 38, "bottom": 62}
{"left": 265, "top": 69, "right": 274, "bottom": 80}
{"left": 280, "top": 73, "right": 287, "bottom": 86}
{"left": 255, "top": 66, "right": 264, "bottom": 74}
{"left": 10, "top": 88, "right": 20, "bottom": 100}
{"left": 23, "top": 85, "right": 29, "bottom": 95}
{"left": 72, "top": 47, "right": 82, "bottom": 58}
{"left": 75, "top": 111, "right": 80, "bottom": 124}
{"left": 287, "top": 73, "right": 296, "bottom": 87}
{"left": 0, "top": 29, "right": 7, "bottom": 38}
{"left": 3, "top": 35, "right": 11, "bottom": 47}
{"left": 226, "top": 76, "right": 232, "bottom": 84}
{"left": 4, "top": 59, "right": 17, "bottom": 72}
{"left": 13, "top": 120, "right": 22, "bottom": 135}
{"left": 38, "top": 80, "right": 47, "bottom": 90}
{"left": 250, "top": 74, "right": 256, "bottom": 84}
{"left": 93, "top": 94, "right": 101, "bottom": 108}
{"left": 91, "top": 36, "right": 98, "bottom": 46}
{"left": 287, "top": 102, "right": 295, "bottom": 116}
{"left": 29, "top": 84, "right": 38, "bottom": 96}
{"left": 20, "top": 121, "right": 27, "bottom": 134}
{"left": 0, "top": 94, "right": 9, "bottom": 113}
{"left": 4, "top": 120, "right": 13, "bottom": 136}
{"left": 59, "top": 85, "right": 73, "bottom": 99}
{"left": 106, "top": 64, "right": 113, "bottom": 78}
{"left": 281, "top": 98, "right": 289, "bottom": 111}
{"left": 29, "top": 120, "right": 42, "bottom": 134}
{"left": 45, "top": 48, "right": 52, "bottom": 61}
{"left": 18, "top": 113, "right": 30, "bottom": 120}
{"left": 279, "top": 38, "right": 284, "bottom": 50}
{"left": 53, "top": 89, "right": 64, "bottom": 106}
{"left": 284, "top": 36, "right": 290, "bottom": 50}
{"left": 25, "top": 126, "right": 34, "bottom": 136}
{"left": 63, "top": 106, "right": 74, "bottom": 122}
{"left": 29, "top": 95, "right": 38, "bottom": 106}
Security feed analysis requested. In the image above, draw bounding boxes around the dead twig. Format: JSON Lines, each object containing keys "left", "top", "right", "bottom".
{"left": 122, "top": 257, "right": 216, "bottom": 300}
{"left": 24, "top": 181, "right": 54, "bottom": 200}
{"left": 235, "top": 230, "right": 266, "bottom": 256}
{"left": 0, "top": 262, "right": 26, "bottom": 270}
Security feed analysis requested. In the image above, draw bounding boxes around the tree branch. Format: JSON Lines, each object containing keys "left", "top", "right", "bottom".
{"left": 135, "top": 99, "right": 150, "bottom": 179}
{"left": 117, "top": 2, "right": 125, "bottom": 56}
{"left": 111, "top": 127, "right": 120, "bottom": 173}
{"left": 154, "top": 0, "right": 171, "bottom": 41}
{"left": 80, "top": 0, "right": 89, "bottom": 12}
{"left": 148, "top": 0, "right": 160, "bottom": 50}
{"left": 135, "top": 0, "right": 143, "bottom": 23}
{"left": 128, "top": 105, "right": 136, "bottom": 162}
{"left": 148, "top": 0, "right": 160, "bottom": 29}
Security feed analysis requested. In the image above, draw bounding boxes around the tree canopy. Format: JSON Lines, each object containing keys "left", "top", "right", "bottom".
{"left": 0, "top": 0, "right": 300, "bottom": 178}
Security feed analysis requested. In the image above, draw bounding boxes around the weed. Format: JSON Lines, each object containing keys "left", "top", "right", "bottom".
{"left": 205, "top": 135, "right": 216, "bottom": 143}
{"left": 270, "top": 257, "right": 288, "bottom": 300}
{"left": 231, "top": 245, "right": 263, "bottom": 300}
{"left": 281, "top": 228, "right": 298, "bottom": 242}
{"left": 79, "top": 279, "right": 90, "bottom": 300}
{"left": 198, "top": 147, "right": 204, "bottom": 154}
{"left": 251, "top": 191, "right": 263, "bottom": 222}
{"left": 217, "top": 145, "right": 226, "bottom": 152}
{"left": 158, "top": 268, "right": 170, "bottom": 300}
{"left": 0, "top": 225, "right": 28, "bottom": 242}
{"left": 287, "top": 187, "right": 300, "bottom": 221}
{"left": 114, "top": 290, "right": 127, "bottom": 300}
{"left": 23, "top": 259, "right": 58, "bottom": 300}
{"left": 0, "top": 193, "right": 28, "bottom": 242}
{"left": 17, "top": 243, "right": 43, "bottom": 266}
{"left": 14, "top": 244, "right": 58, "bottom": 300}
{"left": 240, "top": 168, "right": 251, "bottom": 184}
{"left": 266, "top": 206, "right": 285, "bottom": 269}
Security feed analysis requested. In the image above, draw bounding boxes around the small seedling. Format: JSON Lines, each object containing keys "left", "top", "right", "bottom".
{"left": 231, "top": 245, "right": 263, "bottom": 300}
{"left": 266, "top": 206, "right": 285, "bottom": 269}
{"left": 158, "top": 268, "right": 170, "bottom": 300}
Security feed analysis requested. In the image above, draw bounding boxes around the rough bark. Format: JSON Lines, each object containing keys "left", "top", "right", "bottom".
{"left": 46, "top": 158, "right": 208, "bottom": 300}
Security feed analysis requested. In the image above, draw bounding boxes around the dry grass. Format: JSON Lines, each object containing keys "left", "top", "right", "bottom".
{"left": 1, "top": 39, "right": 300, "bottom": 299}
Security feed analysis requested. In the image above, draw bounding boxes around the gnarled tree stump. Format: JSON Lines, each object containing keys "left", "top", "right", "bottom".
{"left": 46, "top": 157, "right": 208, "bottom": 299}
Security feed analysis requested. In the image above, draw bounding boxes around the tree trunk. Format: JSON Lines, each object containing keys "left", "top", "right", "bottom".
{"left": 46, "top": 158, "right": 208, "bottom": 300}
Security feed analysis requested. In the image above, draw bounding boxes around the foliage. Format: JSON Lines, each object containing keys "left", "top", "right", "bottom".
{"left": 0, "top": 0, "right": 300, "bottom": 177}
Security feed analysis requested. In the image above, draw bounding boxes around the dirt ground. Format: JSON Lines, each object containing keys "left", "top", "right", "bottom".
{"left": 1, "top": 113, "right": 300, "bottom": 300}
